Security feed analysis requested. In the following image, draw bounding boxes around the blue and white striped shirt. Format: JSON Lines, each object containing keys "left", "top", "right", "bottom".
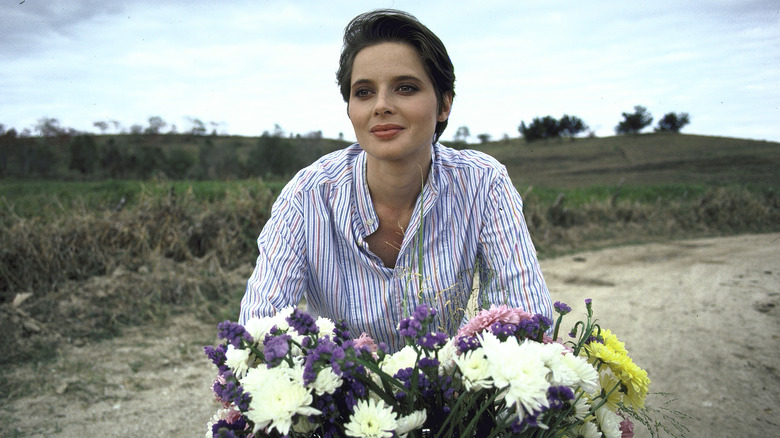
{"left": 239, "top": 142, "right": 552, "bottom": 351}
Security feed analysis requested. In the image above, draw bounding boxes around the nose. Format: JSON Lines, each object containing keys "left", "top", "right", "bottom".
{"left": 373, "top": 89, "right": 395, "bottom": 115}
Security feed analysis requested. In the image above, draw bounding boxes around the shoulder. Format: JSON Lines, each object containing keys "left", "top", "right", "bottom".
{"left": 277, "top": 143, "right": 362, "bottom": 199}
{"left": 434, "top": 143, "right": 508, "bottom": 184}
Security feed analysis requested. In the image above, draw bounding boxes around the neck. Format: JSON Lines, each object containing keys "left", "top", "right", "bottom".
{"left": 366, "top": 157, "right": 431, "bottom": 211}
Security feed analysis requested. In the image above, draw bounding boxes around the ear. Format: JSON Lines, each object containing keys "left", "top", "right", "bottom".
{"left": 437, "top": 92, "right": 453, "bottom": 122}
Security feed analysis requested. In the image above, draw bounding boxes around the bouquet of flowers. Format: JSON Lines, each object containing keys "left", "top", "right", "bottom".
{"left": 204, "top": 299, "right": 648, "bottom": 438}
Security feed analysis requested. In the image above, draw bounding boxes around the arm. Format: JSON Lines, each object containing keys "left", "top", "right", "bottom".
{"left": 476, "top": 173, "right": 552, "bottom": 320}
{"left": 239, "top": 196, "right": 308, "bottom": 325}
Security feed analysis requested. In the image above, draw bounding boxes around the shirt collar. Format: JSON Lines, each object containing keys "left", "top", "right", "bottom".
{"left": 352, "top": 142, "right": 443, "bottom": 236}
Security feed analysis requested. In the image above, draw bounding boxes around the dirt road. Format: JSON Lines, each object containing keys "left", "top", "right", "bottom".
{"left": 3, "top": 233, "right": 778, "bottom": 437}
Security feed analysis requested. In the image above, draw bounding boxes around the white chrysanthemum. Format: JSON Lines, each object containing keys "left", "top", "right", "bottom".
{"left": 344, "top": 398, "right": 398, "bottom": 438}
{"left": 525, "top": 342, "right": 580, "bottom": 387}
{"left": 281, "top": 357, "right": 306, "bottom": 386}
{"left": 595, "top": 405, "right": 622, "bottom": 438}
{"left": 224, "top": 344, "right": 252, "bottom": 378}
{"left": 567, "top": 421, "right": 602, "bottom": 438}
{"left": 243, "top": 316, "right": 277, "bottom": 345}
{"left": 272, "top": 306, "right": 296, "bottom": 331}
{"left": 241, "top": 366, "right": 321, "bottom": 435}
{"left": 310, "top": 366, "right": 343, "bottom": 395}
{"left": 397, "top": 409, "right": 427, "bottom": 437}
{"left": 569, "top": 396, "right": 590, "bottom": 421}
{"left": 316, "top": 316, "right": 337, "bottom": 338}
{"left": 436, "top": 338, "right": 458, "bottom": 375}
{"left": 289, "top": 332, "right": 307, "bottom": 357}
{"left": 379, "top": 345, "right": 418, "bottom": 378}
{"left": 560, "top": 352, "right": 600, "bottom": 394}
{"left": 454, "top": 348, "right": 492, "bottom": 391}
{"left": 205, "top": 408, "right": 236, "bottom": 438}
{"left": 479, "top": 333, "right": 550, "bottom": 416}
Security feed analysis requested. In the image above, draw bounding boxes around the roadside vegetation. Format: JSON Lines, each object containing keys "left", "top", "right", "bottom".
{"left": 0, "top": 130, "right": 778, "bottom": 373}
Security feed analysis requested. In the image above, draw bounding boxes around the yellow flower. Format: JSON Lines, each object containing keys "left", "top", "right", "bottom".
{"left": 583, "top": 330, "right": 650, "bottom": 409}
{"left": 618, "top": 361, "right": 651, "bottom": 409}
{"left": 600, "top": 329, "right": 627, "bottom": 356}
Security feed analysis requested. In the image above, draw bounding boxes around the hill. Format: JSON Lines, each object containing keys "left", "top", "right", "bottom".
{"left": 465, "top": 133, "right": 779, "bottom": 189}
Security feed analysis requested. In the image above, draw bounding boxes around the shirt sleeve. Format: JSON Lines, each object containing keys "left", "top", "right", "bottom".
{"left": 476, "top": 170, "right": 553, "bottom": 321}
{"left": 238, "top": 195, "right": 308, "bottom": 325}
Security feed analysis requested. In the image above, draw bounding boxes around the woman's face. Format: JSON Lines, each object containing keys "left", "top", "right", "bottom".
{"left": 348, "top": 42, "right": 451, "bottom": 167}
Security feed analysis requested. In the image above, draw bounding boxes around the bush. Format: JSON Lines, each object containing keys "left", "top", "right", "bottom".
{"left": 655, "top": 112, "right": 691, "bottom": 133}
{"left": 615, "top": 105, "right": 653, "bottom": 135}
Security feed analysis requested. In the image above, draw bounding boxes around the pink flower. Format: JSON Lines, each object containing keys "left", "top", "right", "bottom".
{"left": 353, "top": 332, "right": 378, "bottom": 353}
{"left": 619, "top": 416, "right": 634, "bottom": 438}
{"left": 456, "top": 304, "right": 533, "bottom": 339}
{"left": 226, "top": 407, "right": 243, "bottom": 423}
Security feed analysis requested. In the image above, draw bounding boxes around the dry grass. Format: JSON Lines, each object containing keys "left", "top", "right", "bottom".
{"left": 0, "top": 181, "right": 778, "bottom": 368}
{"left": 0, "top": 183, "right": 271, "bottom": 365}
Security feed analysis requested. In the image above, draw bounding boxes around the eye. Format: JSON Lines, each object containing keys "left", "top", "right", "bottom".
{"left": 397, "top": 84, "right": 419, "bottom": 93}
{"left": 352, "top": 88, "right": 373, "bottom": 98}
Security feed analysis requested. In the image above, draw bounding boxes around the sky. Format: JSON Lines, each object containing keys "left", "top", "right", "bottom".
{"left": 2, "top": 0, "right": 779, "bottom": 143}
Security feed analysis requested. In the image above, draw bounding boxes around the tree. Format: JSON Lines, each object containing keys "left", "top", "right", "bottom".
{"left": 35, "top": 117, "right": 65, "bottom": 137}
{"left": 615, "top": 105, "right": 653, "bottom": 135}
{"left": 93, "top": 121, "right": 110, "bottom": 133}
{"left": 454, "top": 126, "right": 471, "bottom": 143}
{"left": 476, "top": 133, "right": 492, "bottom": 144}
{"left": 558, "top": 114, "right": 588, "bottom": 138}
{"left": 101, "top": 138, "right": 125, "bottom": 178}
{"left": 166, "top": 147, "right": 195, "bottom": 179}
{"left": 187, "top": 117, "right": 207, "bottom": 136}
{"left": 136, "top": 145, "right": 165, "bottom": 178}
{"left": 145, "top": 116, "right": 167, "bottom": 135}
{"left": 248, "top": 135, "right": 303, "bottom": 178}
{"left": 655, "top": 112, "right": 690, "bottom": 133}
{"left": 68, "top": 134, "right": 98, "bottom": 174}
{"left": 519, "top": 116, "right": 560, "bottom": 142}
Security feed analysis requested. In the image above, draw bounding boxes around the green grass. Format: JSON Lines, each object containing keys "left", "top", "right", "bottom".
{"left": 0, "top": 178, "right": 277, "bottom": 223}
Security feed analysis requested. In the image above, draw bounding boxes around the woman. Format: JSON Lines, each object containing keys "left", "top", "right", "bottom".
{"left": 239, "top": 9, "right": 552, "bottom": 352}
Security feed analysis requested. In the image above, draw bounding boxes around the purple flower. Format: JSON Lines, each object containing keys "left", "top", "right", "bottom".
{"left": 456, "top": 335, "right": 481, "bottom": 353}
{"left": 417, "top": 331, "right": 448, "bottom": 350}
{"left": 263, "top": 333, "right": 291, "bottom": 366}
{"left": 204, "top": 344, "right": 228, "bottom": 374}
{"left": 303, "top": 336, "right": 346, "bottom": 385}
{"left": 287, "top": 308, "right": 319, "bottom": 336}
{"left": 212, "top": 416, "right": 246, "bottom": 438}
{"left": 418, "top": 356, "right": 440, "bottom": 370}
{"left": 413, "top": 304, "right": 437, "bottom": 321}
{"left": 517, "top": 318, "right": 540, "bottom": 338}
{"left": 533, "top": 314, "right": 553, "bottom": 332}
{"left": 489, "top": 321, "right": 517, "bottom": 340}
{"left": 212, "top": 371, "right": 250, "bottom": 411}
{"left": 553, "top": 301, "right": 572, "bottom": 315}
{"left": 398, "top": 316, "right": 424, "bottom": 339}
{"left": 332, "top": 320, "right": 352, "bottom": 344}
{"left": 217, "top": 320, "right": 253, "bottom": 348}
{"left": 547, "top": 385, "right": 575, "bottom": 410}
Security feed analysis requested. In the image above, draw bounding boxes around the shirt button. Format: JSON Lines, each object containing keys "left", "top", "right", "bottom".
{"left": 366, "top": 219, "right": 375, "bottom": 225}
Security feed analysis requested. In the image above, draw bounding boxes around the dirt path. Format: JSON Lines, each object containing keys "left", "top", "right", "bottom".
{"left": 2, "top": 233, "right": 778, "bottom": 437}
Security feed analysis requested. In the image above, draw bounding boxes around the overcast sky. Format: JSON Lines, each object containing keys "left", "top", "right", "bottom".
{"left": 2, "top": 0, "right": 779, "bottom": 143}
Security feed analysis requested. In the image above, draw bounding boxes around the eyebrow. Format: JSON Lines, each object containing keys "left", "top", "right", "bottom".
{"left": 350, "top": 75, "right": 424, "bottom": 89}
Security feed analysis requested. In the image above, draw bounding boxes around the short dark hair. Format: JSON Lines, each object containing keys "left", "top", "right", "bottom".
{"left": 336, "top": 9, "right": 455, "bottom": 142}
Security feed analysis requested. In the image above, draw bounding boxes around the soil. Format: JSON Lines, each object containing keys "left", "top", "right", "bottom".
{"left": 2, "top": 233, "right": 778, "bottom": 437}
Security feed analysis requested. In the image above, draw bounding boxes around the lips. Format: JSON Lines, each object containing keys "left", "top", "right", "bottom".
{"left": 370, "top": 124, "right": 404, "bottom": 139}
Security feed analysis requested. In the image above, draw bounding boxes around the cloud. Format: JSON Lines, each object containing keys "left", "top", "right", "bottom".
{"left": 1, "top": 0, "right": 778, "bottom": 141}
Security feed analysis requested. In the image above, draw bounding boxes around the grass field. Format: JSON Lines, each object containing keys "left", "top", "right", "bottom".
{"left": 0, "top": 132, "right": 777, "bottom": 367}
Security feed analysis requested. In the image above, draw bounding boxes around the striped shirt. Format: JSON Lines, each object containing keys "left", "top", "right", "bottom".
{"left": 239, "top": 142, "right": 552, "bottom": 352}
